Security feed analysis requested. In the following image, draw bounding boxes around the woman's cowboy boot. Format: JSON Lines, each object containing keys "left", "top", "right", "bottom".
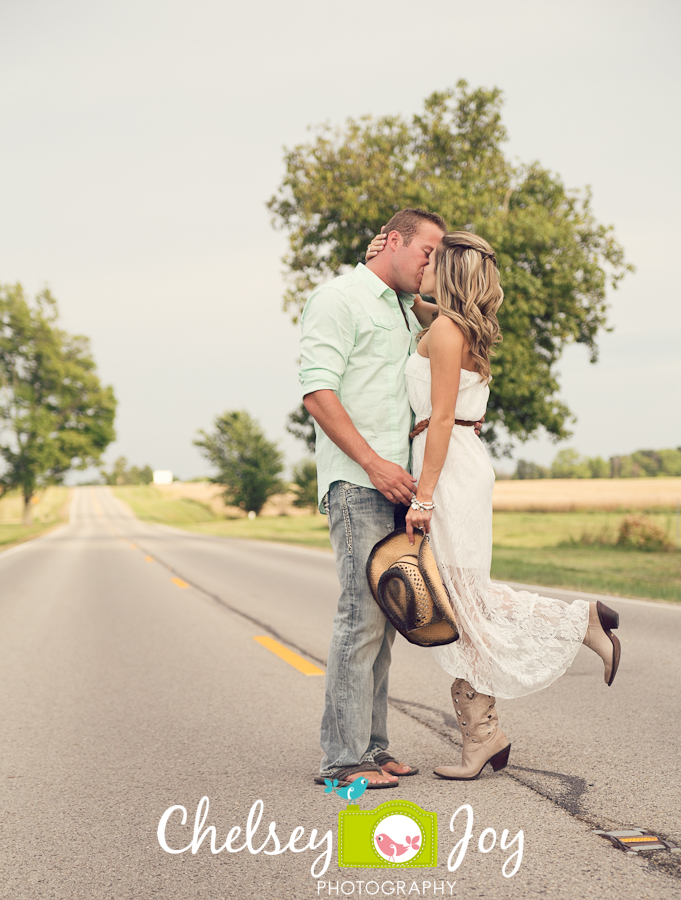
{"left": 434, "top": 679, "right": 511, "bottom": 780}
{"left": 582, "top": 601, "right": 621, "bottom": 686}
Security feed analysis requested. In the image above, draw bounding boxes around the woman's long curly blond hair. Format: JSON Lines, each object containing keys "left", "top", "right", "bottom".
{"left": 429, "top": 231, "right": 504, "bottom": 381}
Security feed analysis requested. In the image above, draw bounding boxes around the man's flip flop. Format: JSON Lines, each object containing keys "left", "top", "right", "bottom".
{"left": 373, "top": 751, "right": 419, "bottom": 776}
{"left": 313, "top": 763, "right": 399, "bottom": 789}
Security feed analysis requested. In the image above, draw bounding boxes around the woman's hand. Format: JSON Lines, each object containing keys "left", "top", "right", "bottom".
{"left": 406, "top": 505, "right": 432, "bottom": 545}
{"left": 412, "top": 294, "right": 438, "bottom": 327}
{"left": 365, "top": 229, "right": 387, "bottom": 261}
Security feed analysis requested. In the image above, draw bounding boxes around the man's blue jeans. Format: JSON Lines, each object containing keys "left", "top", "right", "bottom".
{"left": 320, "top": 481, "right": 397, "bottom": 775}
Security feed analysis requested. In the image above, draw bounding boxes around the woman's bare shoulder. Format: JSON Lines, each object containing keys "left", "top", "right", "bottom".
{"left": 429, "top": 314, "right": 465, "bottom": 344}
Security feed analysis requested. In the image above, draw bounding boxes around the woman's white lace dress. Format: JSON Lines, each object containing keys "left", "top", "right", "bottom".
{"left": 405, "top": 351, "right": 589, "bottom": 699}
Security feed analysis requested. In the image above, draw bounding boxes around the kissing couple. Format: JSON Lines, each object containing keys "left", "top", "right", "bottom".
{"left": 299, "top": 208, "right": 621, "bottom": 788}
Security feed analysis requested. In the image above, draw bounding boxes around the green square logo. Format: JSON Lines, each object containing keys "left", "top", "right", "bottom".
{"left": 338, "top": 800, "right": 437, "bottom": 868}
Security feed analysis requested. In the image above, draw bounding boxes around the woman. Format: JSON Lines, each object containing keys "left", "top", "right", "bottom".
{"left": 366, "top": 230, "right": 621, "bottom": 780}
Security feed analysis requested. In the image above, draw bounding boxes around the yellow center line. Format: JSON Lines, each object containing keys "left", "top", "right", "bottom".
{"left": 171, "top": 577, "right": 189, "bottom": 588}
{"left": 129, "top": 543, "right": 137, "bottom": 550}
{"left": 145, "top": 556, "right": 154, "bottom": 562}
{"left": 253, "top": 636, "right": 324, "bottom": 676}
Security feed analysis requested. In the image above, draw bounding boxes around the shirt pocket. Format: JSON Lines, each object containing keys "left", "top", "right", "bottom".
{"left": 370, "top": 315, "right": 400, "bottom": 358}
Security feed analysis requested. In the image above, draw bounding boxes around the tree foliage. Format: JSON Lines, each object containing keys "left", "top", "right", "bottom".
{"left": 194, "top": 410, "right": 284, "bottom": 515}
{"left": 291, "top": 458, "right": 318, "bottom": 512}
{"left": 268, "top": 81, "right": 633, "bottom": 455}
{"left": 612, "top": 448, "right": 681, "bottom": 478}
{"left": 514, "top": 459, "right": 550, "bottom": 480}
{"left": 514, "top": 446, "right": 681, "bottom": 479}
{"left": 101, "top": 456, "right": 153, "bottom": 485}
{"left": 286, "top": 401, "right": 316, "bottom": 454}
{"left": 0, "top": 284, "right": 117, "bottom": 522}
{"left": 551, "top": 448, "right": 592, "bottom": 479}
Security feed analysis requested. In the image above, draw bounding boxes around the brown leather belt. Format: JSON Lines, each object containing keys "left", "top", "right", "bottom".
{"left": 409, "top": 417, "right": 477, "bottom": 441}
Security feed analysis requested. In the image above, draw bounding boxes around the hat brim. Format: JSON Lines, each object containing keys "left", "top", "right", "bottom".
{"left": 366, "top": 527, "right": 425, "bottom": 600}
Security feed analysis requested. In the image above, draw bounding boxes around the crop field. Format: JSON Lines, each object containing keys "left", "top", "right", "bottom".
{"left": 492, "top": 477, "right": 681, "bottom": 511}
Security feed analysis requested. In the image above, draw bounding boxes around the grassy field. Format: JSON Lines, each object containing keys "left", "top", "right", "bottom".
{"left": 114, "top": 485, "right": 218, "bottom": 525}
{"left": 490, "top": 510, "right": 680, "bottom": 601}
{"left": 113, "top": 485, "right": 334, "bottom": 549}
{"left": 113, "top": 485, "right": 680, "bottom": 602}
{"left": 179, "top": 516, "right": 334, "bottom": 550}
{"left": 491, "top": 509, "right": 677, "bottom": 547}
{"left": 490, "top": 545, "right": 680, "bottom": 602}
{"left": 0, "top": 487, "right": 72, "bottom": 550}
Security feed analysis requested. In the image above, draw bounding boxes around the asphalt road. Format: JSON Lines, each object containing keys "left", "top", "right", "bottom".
{"left": 1, "top": 486, "right": 680, "bottom": 900}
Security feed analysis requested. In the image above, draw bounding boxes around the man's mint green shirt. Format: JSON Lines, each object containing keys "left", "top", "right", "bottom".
{"left": 299, "top": 263, "right": 421, "bottom": 511}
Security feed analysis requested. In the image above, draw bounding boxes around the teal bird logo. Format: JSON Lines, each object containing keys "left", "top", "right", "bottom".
{"left": 323, "top": 777, "right": 369, "bottom": 805}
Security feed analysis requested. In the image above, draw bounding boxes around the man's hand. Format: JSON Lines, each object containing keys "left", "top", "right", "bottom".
{"left": 365, "top": 457, "right": 417, "bottom": 505}
{"left": 304, "top": 390, "right": 416, "bottom": 504}
{"left": 474, "top": 414, "right": 485, "bottom": 436}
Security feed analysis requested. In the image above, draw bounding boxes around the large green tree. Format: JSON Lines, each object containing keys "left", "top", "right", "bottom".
{"left": 0, "top": 284, "right": 117, "bottom": 522}
{"left": 194, "top": 410, "right": 284, "bottom": 515}
{"left": 268, "top": 81, "right": 633, "bottom": 455}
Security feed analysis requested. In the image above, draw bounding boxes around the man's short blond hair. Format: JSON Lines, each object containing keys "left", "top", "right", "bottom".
{"left": 383, "top": 208, "right": 447, "bottom": 245}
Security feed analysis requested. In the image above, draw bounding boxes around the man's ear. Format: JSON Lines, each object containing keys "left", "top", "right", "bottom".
{"left": 385, "top": 230, "right": 402, "bottom": 251}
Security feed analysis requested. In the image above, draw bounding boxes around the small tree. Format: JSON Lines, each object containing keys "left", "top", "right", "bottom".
{"left": 513, "top": 459, "right": 550, "bottom": 480}
{"left": 587, "top": 456, "right": 610, "bottom": 478}
{"left": 194, "top": 410, "right": 284, "bottom": 515}
{"left": 101, "top": 456, "right": 153, "bottom": 485}
{"left": 292, "top": 458, "right": 318, "bottom": 512}
{"left": 551, "top": 448, "right": 591, "bottom": 479}
{"left": 286, "top": 402, "right": 316, "bottom": 453}
{"left": 0, "top": 284, "right": 117, "bottom": 522}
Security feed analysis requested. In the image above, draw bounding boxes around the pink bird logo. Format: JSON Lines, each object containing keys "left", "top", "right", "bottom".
{"left": 375, "top": 833, "right": 421, "bottom": 861}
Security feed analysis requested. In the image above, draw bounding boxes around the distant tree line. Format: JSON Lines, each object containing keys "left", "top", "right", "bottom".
{"left": 100, "top": 456, "right": 153, "bottom": 486}
{"left": 514, "top": 447, "right": 681, "bottom": 480}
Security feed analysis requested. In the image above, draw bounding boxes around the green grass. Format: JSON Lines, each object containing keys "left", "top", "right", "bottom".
{"left": 113, "top": 486, "right": 218, "bottom": 525}
{"left": 491, "top": 509, "right": 676, "bottom": 548}
{"left": 490, "top": 546, "right": 680, "bottom": 603}
{"left": 112, "top": 485, "right": 334, "bottom": 549}
{"left": 113, "top": 487, "right": 680, "bottom": 601}
{"left": 490, "top": 510, "right": 681, "bottom": 602}
{"left": 181, "top": 516, "right": 333, "bottom": 549}
{"left": 0, "top": 487, "right": 72, "bottom": 550}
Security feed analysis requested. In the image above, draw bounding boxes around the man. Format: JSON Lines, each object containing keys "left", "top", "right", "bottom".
{"left": 300, "top": 208, "right": 448, "bottom": 787}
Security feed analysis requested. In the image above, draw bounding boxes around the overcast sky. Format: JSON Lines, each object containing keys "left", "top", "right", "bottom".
{"left": 1, "top": 0, "right": 679, "bottom": 479}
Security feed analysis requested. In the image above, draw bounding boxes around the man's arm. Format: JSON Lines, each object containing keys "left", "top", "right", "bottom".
{"left": 304, "top": 390, "right": 416, "bottom": 505}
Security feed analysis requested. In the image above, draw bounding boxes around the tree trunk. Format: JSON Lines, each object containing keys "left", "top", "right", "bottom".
{"left": 23, "top": 493, "right": 33, "bottom": 525}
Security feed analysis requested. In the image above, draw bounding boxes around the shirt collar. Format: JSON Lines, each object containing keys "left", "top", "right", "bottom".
{"left": 355, "top": 263, "right": 415, "bottom": 308}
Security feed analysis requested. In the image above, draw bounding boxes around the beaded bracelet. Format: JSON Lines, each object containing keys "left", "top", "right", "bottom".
{"left": 410, "top": 495, "right": 435, "bottom": 512}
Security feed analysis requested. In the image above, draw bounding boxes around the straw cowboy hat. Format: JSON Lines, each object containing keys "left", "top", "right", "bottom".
{"left": 366, "top": 528, "right": 459, "bottom": 647}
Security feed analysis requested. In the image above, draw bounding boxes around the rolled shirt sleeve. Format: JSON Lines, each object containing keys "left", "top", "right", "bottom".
{"left": 299, "top": 288, "right": 357, "bottom": 397}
